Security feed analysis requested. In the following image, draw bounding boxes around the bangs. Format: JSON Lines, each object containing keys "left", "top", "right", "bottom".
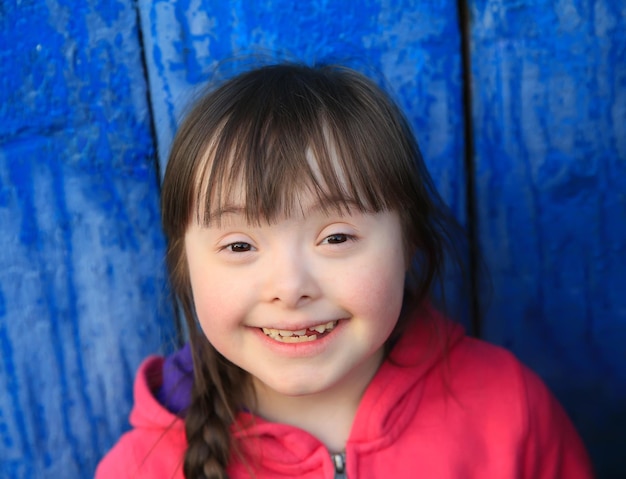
{"left": 194, "top": 122, "right": 382, "bottom": 226}
{"left": 189, "top": 65, "right": 417, "bottom": 227}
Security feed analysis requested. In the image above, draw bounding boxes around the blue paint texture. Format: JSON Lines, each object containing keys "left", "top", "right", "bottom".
{"left": 0, "top": 1, "right": 174, "bottom": 477}
{"left": 137, "top": 0, "right": 467, "bottom": 221}
{"left": 2, "top": 0, "right": 624, "bottom": 477}
{"left": 470, "top": 1, "right": 626, "bottom": 476}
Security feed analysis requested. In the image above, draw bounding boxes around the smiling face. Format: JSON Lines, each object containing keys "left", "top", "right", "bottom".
{"left": 162, "top": 63, "right": 448, "bottom": 414}
{"left": 184, "top": 187, "right": 407, "bottom": 399}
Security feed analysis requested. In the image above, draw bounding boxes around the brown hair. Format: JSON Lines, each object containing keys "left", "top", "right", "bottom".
{"left": 161, "top": 63, "right": 460, "bottom": 478}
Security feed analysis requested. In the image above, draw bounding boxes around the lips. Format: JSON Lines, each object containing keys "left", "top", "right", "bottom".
{"left": 261, "top": 320, "right": 338, "bottom": 343}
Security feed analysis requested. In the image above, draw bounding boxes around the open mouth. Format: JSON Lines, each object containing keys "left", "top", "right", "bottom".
{"left": 261, "top": 321, "right": 338, "bottom": 343}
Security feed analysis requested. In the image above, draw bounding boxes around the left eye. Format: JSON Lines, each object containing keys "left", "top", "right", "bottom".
{"left": 322, "top": 233, "right": 351, "bottom": 245}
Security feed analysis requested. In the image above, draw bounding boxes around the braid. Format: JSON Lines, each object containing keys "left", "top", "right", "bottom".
{"left": 183, "top": 329, "right": 251, "bottom": 479}
{"left": 163, "top": 238, "right": 252, "bottom": 479}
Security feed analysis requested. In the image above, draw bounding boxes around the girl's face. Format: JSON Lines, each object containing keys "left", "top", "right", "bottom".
{"left": 184, "top": 185, "right": 407, "bottom": 401}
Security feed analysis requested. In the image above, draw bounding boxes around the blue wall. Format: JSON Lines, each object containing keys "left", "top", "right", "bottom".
{"left": 0, "top": 0, "right": 624, "bottom": 477}
{"left": 470, "top": 1, "right": 626, "bottom": 475}
{"left": 0, "top": 1, "right": 174, "bottom": 477}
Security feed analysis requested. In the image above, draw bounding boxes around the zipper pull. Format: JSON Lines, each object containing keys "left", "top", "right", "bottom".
{"left": 331, "top": 451, "right": 347, "bottom": 479}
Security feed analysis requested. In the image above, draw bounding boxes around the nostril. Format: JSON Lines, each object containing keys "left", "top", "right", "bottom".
{"left": 271, "top": 294, "right": 312, "bottom": 308}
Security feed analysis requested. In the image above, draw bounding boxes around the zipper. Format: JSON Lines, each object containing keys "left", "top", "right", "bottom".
{"left": 331, "top": 451, "right": 347, "bottom": 479}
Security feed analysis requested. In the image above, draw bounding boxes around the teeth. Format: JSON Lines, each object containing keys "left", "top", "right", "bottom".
{"left": 312, "top": 324, "right": 326, "bottom": 333}
{"left": 261, "top": 321, "right": 338, "bottom": 342}
{"left": 262, "top": 328, "right": 277, "bottom": 336}
{"left": 281, "top": 335, "right": 317, "bottom": 343}
{"left": 313, "top": 321, "right": 337, "bottom": 333}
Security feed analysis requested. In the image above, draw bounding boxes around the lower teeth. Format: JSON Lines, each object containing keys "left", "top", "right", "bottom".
{"left": 278, "top": 335, "right": 317, "bottom": 343}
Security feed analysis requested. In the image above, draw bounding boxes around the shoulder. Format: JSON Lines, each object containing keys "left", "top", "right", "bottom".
{"left": 446, "top": 336, "right": 594, "bottom": 478}
{"left": 448, "top": 336, "right": 530, "bottom": 398}
{"left": 446, "top": 336, "right": 561, "bottom": 428}
{"left": 95, "top": 355, "right": 188, "bottom": 479}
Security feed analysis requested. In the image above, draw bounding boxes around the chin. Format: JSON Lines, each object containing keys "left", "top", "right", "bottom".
{"left": 270, "top": 381, "right": 327, "bottom": 397}
{"left": 255, "top": 373, "right": 336, "bottom": 398}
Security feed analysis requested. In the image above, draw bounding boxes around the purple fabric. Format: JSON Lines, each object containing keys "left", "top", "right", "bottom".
{"left": 155, "top": 342, "right": 193, "bottom": 415}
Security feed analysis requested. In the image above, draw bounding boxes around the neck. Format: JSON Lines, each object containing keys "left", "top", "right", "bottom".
{"left": 251, "top": 349, "right": 383, "bottom": 452}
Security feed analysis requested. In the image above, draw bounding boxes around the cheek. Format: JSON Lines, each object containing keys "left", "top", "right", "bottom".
{"left": 192, "top": 285, "right": 244, "bottom": 356}
{"left": 187, "top": 268, "right": 239, "bottom": 332}
{"left": 343, "top": 253, "right": 406, "bottom": 318}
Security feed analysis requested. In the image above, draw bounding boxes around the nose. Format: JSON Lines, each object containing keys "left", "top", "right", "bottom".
{"left": 262, "top": 246, "right": 320, "bottom": 309}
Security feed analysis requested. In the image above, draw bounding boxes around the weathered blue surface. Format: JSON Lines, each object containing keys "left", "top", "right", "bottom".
{"left": 3, "top": 0, "right": 625, "bottom": 477}
{"left": 0, "top": 1, "right": 173, "bottom": 477}
{"left": 469, "top": 1, "right": 626, "bottom": 476}
{"left": 137, "top": 0, "right": 467, "bottom": 223}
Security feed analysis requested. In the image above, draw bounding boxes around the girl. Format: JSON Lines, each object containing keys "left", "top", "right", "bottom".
{"left": 97, "top": 63, "right": 593, "bottom": 478}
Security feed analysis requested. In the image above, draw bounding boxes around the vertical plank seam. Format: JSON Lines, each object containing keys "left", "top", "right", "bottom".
{"left": 132, "top": 3, "right": 162, "bottom": 189}
{"left": 456, "top": 0, "right": 482, "bottom": 338}
{"left": 132, "top": 3, "right": 186, "bottom": 345}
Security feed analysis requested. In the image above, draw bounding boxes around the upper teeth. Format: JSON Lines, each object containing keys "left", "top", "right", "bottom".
{"left": 262, "top": 321, "right": 337, "bottom": 340}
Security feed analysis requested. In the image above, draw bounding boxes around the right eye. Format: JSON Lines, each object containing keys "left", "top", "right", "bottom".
{"left": 321, "top": 233, "right": 351, "bottom": 245}
{"left": 225, "top": 242, "right": 253, "bottom": 253}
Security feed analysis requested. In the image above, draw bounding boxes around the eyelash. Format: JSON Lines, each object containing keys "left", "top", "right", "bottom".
{"left": 220, "top": 232, "right": 357, "bottom": 254}
{"left": 321, "top": 233, "right": 356, "bottom": 245}
{"left": 223, "top": 242, "right": 254, "bottom": 253}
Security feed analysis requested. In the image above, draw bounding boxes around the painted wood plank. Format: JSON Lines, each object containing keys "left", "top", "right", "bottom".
{"left": 137, "top": 0, "right": 467, "bottom": 224}
{"left": 0, "top": 1, "right": 174, "bottom": 477}
{"left": 469, "top": 1, "right": 626, "bottom": 476}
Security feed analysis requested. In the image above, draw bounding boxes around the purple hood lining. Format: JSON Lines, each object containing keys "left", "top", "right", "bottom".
{"left": 155, "top": 343, "right": 194, "bottom": 415}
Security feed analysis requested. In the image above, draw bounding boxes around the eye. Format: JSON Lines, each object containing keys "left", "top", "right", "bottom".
{"left": 225, "top": 242, "right": 254, "bottom": 253}
{"left": 321, "top": 233, "right": 353, "bottom": 245}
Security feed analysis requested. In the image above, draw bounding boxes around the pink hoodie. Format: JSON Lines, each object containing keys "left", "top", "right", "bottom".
{"left": 96, "top": 311, "right": 594, "bottom": 478}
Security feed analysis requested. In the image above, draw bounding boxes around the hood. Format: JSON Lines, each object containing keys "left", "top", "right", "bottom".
{"left": 127, "top": 354, "right": 186, "bottom": 433}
